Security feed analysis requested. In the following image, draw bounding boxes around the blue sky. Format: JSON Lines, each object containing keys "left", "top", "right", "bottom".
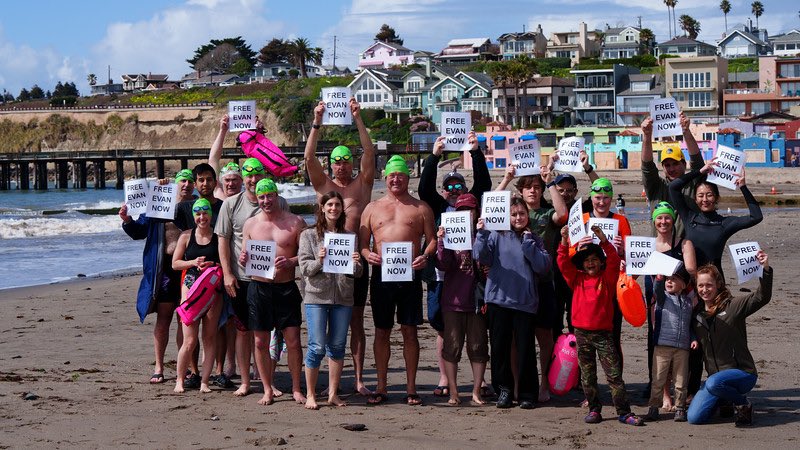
{"left": 1, "top": 0, "right": 798, "bottom": 96}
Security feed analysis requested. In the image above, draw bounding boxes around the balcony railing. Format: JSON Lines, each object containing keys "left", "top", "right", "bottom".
{"left": 575, "top": 81, "right": 614, "bottom": 89}
{"left": 667, "top": 82, "right": 717, "bottom": 91}
{"left": 383, "top": 102, "right": 418, "bottom": 112}
{"left": 617, "top": 105, "right": 650, "bottom": 113}
{"left": 724, "top": 88, "right": 772, "bottom": 95}
{"left": 683, "top": 103, "right": 719, "bottom": 110}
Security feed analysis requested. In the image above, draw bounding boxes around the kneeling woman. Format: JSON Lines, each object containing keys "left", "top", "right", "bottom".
{"left": 172, "top": 198, "right": 223, "bottom": 393}
{"left": 473, "top": 196, "right": 551, "bottom": 409}
{"left": 298, "top": 191, "right": 362, "bottom": 409}
{"left": 688, "top": 252, "right": 772, "bottom": 426}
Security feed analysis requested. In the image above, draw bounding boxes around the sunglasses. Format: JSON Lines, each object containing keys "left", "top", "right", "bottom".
{"left": 332, "top": 155, "right": 352, "bottom": 163}
{"left": 445, "top": 183, "right": 464, "bottom": 192}
{"left": 192, "top": 205, "right": 210, "bottom": 213}
{"left": 242, "top": 165, "right": 264, "bottom": 174}
{"left": 590, "top": 186, "right": 613, "bottom": 193}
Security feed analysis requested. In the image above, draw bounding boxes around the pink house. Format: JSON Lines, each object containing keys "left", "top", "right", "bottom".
{"left": 358, "top": 41, "right": 415, "bottom": 70}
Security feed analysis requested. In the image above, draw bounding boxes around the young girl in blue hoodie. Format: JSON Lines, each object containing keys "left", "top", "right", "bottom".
{"left": 473, "top": 196, "right": 551, "bottom": 409}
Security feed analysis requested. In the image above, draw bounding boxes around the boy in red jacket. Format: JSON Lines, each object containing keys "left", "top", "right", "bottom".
{"left": 557, "top": 225, "right": 644, "bottom": 426}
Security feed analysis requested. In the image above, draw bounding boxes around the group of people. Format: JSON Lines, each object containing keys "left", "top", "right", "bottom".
{"left": 120, "top": 99, "right": 773, "bottom": 428}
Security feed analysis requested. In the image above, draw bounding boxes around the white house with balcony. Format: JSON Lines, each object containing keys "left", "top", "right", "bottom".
{"left": 601, "top": 26, "right": 643, "bottom": 60}
{"left": 717, "top": 24, "right": 771, "bottom": 58}
{"left": 616, "top": 73, "right": 664, "bottom": 125}
{"left": 348, "top": 68, "right": 403, "bottom": 110}
{"left": 498, "top": 26, "right": 547, "bottom": 59}
{"left": 770, "top": 29, "right": 800, "bottom": 57}
{"left": 358, "top": 41, "right": 416, "bottom": 70}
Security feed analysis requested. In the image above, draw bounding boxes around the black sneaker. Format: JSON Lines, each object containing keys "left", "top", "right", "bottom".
{"left": 734, "top": 403, "right": 753, "bottom": 427}
{"left": 674, "top": 408, "right": 687, "bottom": 422}
{"left": 519, "top": 400, "right": 535, "bottom": 410}
{"left": 496, "top": 389, "right": 513, "bottom": 409}
{"left": 184, "top": 373, "right": 201, "bottom": 389}
{"left": 644, "top": 406, "right": 660, "bottom": 421}
{"left": 212, "top": 374, "right": 234, "bottom": 389}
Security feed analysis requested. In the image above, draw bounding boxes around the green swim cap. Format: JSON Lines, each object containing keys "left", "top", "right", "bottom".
{"left": 192, "top": 198, "right": 212, "bottom": 217}
{"left": 241, "top": 158, "right": 265, "bottom": 176}
{"left": 220, "top": 162, "right": 242, "bottom": 178}
{"left": 175, "top": 169, "right": 195, "bottom": 183}
{"left": 384, "top": 155, "right": 410, "bottom": 177}
{"left": 331, "top": 145, "right": 352, "bottom": 161}
{"left": 651, "top": 201, "right": 677, "bottom": 222}
{"left": 589, "top": 178, "right": 613, "bottom": 198}
{"left": 255, "top": 178, "right": 278, "bottom": 196}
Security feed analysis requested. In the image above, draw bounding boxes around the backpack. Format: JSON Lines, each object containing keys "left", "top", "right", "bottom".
{"left": 237, "top": 130, "right": 299, "bottom": 177}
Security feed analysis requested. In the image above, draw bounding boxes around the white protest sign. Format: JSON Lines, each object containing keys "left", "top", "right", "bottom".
{"left": 146, "top": 183, "right": 177, "bottom": 220}
{"left": 245, "top": 240, "right": 277, "bottom": 279}
{"left": 124, "top": 179, "right": 148, "bottom": 217}
{"left": 481, "top": 190, "right": 511, "bottom": 231}
{"left": 509, "top": 140, "right": 541, "bottom": 176}
{"left": 625, "top": 237, "right": 656, "bottom": 275}
{"left": 554, "top": 137, "right": 585, "bottom": 173}
{"left": 567, "top": 198, "right": 587, "bottom": 245}
{"left": 321, "top": 87, "right": 352, "bottom": 125}
{"left": 382, "top": 242, "right": 413, "bottom": 281}
{"left": 323, "top": 233, "right": 355, "bottom": 275}
{"left": 641, "top": 251, "right": 683, "bottom": 276}
{"left": 729, "top": 241, "right": 762, "bottom": 284}
{"left": 228, "top": 100, "right": 257, "bottom": 131}
{"left": 441, "top": 112, "right": 471, "bottom": 151}
{"left": 587, "top": 217, "right": 619, "bottom": 246}
{"left": 650, "top": 97, "right": 681, "bottom": 139}
{"left": 706, "top": 145, "right": 745, "bottom": 190}
{"left": 441, "top": 211, "right": 473, "bottom": 251}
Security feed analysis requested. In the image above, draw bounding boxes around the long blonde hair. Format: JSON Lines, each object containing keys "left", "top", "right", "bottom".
{"left": 696, "top": 264, "right": 732, "bottom": 316}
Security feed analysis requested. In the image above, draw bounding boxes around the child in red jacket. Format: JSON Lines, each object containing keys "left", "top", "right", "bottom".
{"left": 557, "top": 225, "right": 644, "bottom": 426}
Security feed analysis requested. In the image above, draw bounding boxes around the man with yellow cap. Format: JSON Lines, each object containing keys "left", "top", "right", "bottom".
{"left": 239, "top": 178, "right": 307, "bottom": 406}
{"left": 359, "top": 155, "right": 436, "bottom": 406}
{"left": 304, "top": 97, "right": 376, "bottom": 396}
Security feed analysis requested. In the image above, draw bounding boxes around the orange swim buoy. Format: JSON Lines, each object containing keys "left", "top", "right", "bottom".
{"left": 617, "top": 272, "right": 646, "bottom": 327}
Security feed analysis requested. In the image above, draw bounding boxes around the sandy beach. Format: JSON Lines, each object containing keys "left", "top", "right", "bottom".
{"left": 1, "top": 167, "right": 799, "bottom": 448}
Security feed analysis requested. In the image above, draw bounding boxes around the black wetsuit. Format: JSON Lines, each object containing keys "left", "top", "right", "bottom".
{"left": 669, "top": 170, "right": 763, "bottom": 279}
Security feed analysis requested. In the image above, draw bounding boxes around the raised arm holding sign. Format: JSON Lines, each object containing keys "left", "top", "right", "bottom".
{"left": 321, "top": 87, "right": 353, "bottom": 125}
{"left": 509, "top": 139, "right": 541, "bottom": 176}
{"left": 705, "top": 145, "right": 746, "bottom": 190}
{"left": 125, "top": 179, "right": 148, "bottom": 217}
{"left": 440, "top": 112, "right": 471, "bottom": 151}
{"left": 553, "top": 137, "right": 585, "bottom": 173}
{"left": 567, "top": 197, "right": 586, "bottom": 246}
{"left": 228, "top": 100, "right": 257, "bottom": 131}
{"left": 649, "top": 98, "right": 681, "bottom": 139}
{"left": 729, "top": 241, "right": 763, "bottom": 284}
{"left": 587, "top": 217, "right": 619, "bottom": 246}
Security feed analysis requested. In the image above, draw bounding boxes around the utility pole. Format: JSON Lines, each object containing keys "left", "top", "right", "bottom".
{"left": 333, "top": 35, "right": 337, "bottom": 70}
{"left": 637, "top": 16, "right": 642, "bottom": 29}
{"left": 107, "top": 65, "right": 112, "bottom": 85}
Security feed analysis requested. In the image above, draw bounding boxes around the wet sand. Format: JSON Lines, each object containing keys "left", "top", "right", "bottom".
{"left": 1, "top": 167, "right": 799, "bottom": 448}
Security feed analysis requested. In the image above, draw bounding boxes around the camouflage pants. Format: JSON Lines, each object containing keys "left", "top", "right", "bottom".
{"left": 575, "top": 328, "right": 631, "bottom": 416}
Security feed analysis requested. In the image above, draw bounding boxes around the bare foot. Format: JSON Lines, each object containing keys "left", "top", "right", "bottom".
{"left": 200, "top": 383, "right": 211, "bottom": 393}
{"left": 448, "top": 396, "right": 461, "bottom": 406}
{"left": 538, "top": 386, "right": 551, "bottom": 403}
{"left": 293, "top": 391, "right": 307, "bottom": 404}
{"left": 471, "top": 394, "right": 486, "bottom": 405}
{"left": 257, "top": 392, "right": 274, "bottom": 405}
{"left": 304, "top": 397, "right": 319, "bottom": 410}
{"left": 580, "top": 399, "right": 589, "bottom": 408}
{"left": 356, "top": 383, "right": 373, "bottom": 396}
{"left": 174, "top": 384, "right": 185, "bottom": 394}
{"left": 328, "top": 395, "right": 347, "bottom": 407}
{"left": 234, "top": 384, "right": 251, "bottom": 397}
{"left": 272, "top": 385, "right": 284, "bottom": 397}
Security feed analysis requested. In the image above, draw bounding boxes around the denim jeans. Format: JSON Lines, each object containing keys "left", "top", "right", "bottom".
{"left": 687, "top": 369, "right": 757, "bottom": 424}
{"left": 304, "top": 304, "right": 353, "bottom": 369}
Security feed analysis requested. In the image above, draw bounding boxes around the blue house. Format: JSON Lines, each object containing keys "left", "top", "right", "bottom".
{"left": 423, "top": 70, "right": 493, "bottom": 125}
{"left": 717, "top": 133, "right": 785, "bottom": 167}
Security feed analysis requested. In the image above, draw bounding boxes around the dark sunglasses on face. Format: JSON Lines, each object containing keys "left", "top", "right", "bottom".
{"left": 445, "top": 183, "right": 464, "bottom": 192}
{"left": 332, "top": 155, "right": 352, "bottom": 163}
{"left": 590, "top": 186, "right": 613, "bottom": 193}
{"left": 192, "top": 205, "right": 211, "bottom": 213}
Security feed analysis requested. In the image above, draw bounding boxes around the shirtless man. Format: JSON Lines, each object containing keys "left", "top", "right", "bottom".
{"left": 359, "top": 155, "right": 436, "bottom": 406}
{"left": 305, "top": 97, "right": 375, "bottom": 396}
{"left": 215, "top": 158, "right": 266, "bottom": 397}
{"left": 239, "top": 178, "right": 307, "bottom": 405}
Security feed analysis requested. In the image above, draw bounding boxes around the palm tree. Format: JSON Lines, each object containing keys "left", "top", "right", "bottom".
{"left": 487, "top": 62, "right": 511, "bottom": 125}
{"left": 679, "top": 14, "right": 701, "bottom": 40}
{"left": 671, "top": 0, "right": 679, "bottom": 40}
{"left": 720, "top": 0, "right": 732, "bottom": 33}
{"left": 290, "top": 38, "right": 323, "bottom": 78}
{"left": 639, "top": 28, "right": 655, "bottom": 55}
{"left": 751, "top": 1, "right": 764, "bottom": 29}
{"left": 87, "top": 73, "right": 97, "bottom": 86}
{"left": 663, "top": 0, "right": 675, "bottom": 39}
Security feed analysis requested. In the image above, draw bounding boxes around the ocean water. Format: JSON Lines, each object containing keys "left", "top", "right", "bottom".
{"left": 0, "top": 182, "right": 316, "bottom": 290}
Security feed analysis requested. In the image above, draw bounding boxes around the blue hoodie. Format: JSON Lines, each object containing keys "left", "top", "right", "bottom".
{"left": 473, "top": 229, "right": 551, "bottom": 314}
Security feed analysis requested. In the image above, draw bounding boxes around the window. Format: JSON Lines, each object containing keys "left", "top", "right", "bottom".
{"left": 558, "top": 96, "right": 569, "bottom": 107}
{"left": 631, "top": 81, "right": 649, "bottom": 91}
{"left": 441, "top": 84, "right": 458, "bottom": 102}
{"left": 568, "top": 35, "right": 578, "bottom": 44}
{"left": 407, "top": 81, "right": 420, "bottom": 92}
{"left": 471, "top": 89, "right": 486, "bottom": 98}
{"left": 779, "top": 64, "right": 800, "bottom": 78}
{"left": 726, "top": 102, "right": 745, "bottom": 115}
{"left": 780, "top": 82, "right": 800, "bottom": 96}
{"left": 608, "top": 36, "right": 618, "bottom": 42}
{"left": 688, "top": 92, "right": 712, "bottom": 108}
{"left": 751, "top": 102, "right": 770, "bottom": 115}
{"left": 702, "top": 132, "right": 717, "bottom": 141}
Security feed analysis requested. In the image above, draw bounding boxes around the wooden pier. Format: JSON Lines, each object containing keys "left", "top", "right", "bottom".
{"left": 0, "top": 144, "right": 428, "bottom": 190}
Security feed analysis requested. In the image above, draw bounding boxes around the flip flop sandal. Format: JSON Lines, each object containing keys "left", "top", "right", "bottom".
{"left": 405, "top": 394, "right": 423, "bottom": 406}
{"left": 433, "top": 386, "right": 449, "bottom": 397}
{"left": 367, "top": 393, "right": 389, "bottom": 406}
{"left": 149, "top": 373, "right": 165, "bottom": 384}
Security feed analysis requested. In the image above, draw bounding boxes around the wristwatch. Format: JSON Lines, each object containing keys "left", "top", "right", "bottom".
{"left": 546, "top": 181, "right": 557, "bottom": 188}
{"left": 584, "top": 165, "right": 594, "bottom": 174}
{"left": 311, "top": 123, "right": 320, "bottom": 129}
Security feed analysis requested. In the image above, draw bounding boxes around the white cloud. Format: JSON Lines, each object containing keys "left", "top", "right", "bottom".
{"left": 0, "top": 27, "right": 68, "bottom": 95}
{"left": 90, "top": 0, "right": 284, "bottom": 85}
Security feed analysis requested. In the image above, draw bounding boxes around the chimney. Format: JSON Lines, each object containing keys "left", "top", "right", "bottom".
{"left": 537, "top": 24, "right": 543, "bottom": 35}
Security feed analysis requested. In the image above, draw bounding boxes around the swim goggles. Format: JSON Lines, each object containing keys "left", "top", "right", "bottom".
{"left": 590, "top": 186, "right": 613, "bottom": 193}
{"left": 331, "top": 155, "right": 352, "bottom": 163}
{"left": 192, "top": 204, "right": 211, "bottom": 213}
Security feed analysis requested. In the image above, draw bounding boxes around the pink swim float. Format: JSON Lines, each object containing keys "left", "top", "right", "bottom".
{"left": 548, "top": 333, "right": 580, "bottom": 396}
{"left": 177, "top": 266, "right": 222, "bottom": 325}
{"left": 237, "top": 130, "right": 299, "bottom": 177}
